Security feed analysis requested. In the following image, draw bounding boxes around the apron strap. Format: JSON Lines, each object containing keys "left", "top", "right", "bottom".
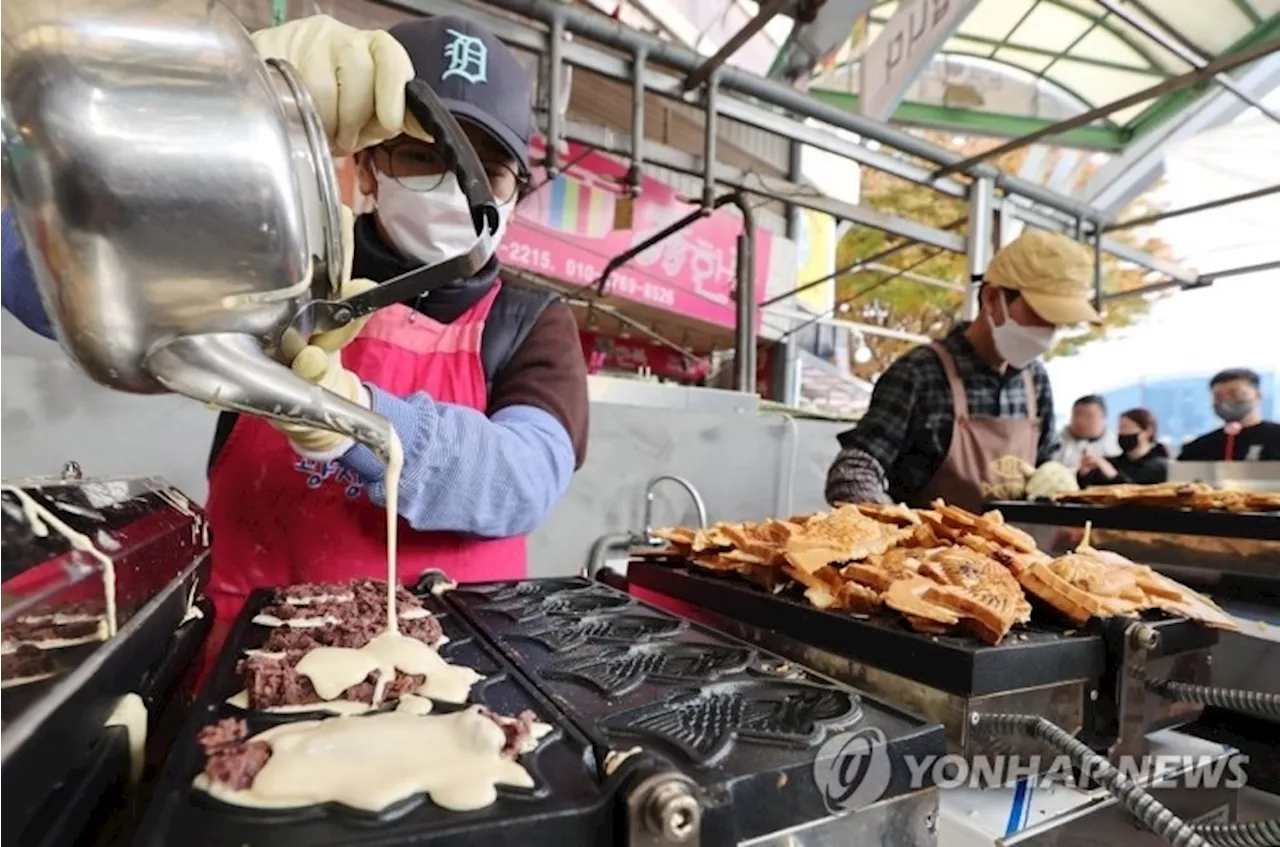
{"left": 1021, "top": 367, "right": 1038, "bottom": 419}
{"left": 931, "top": 342, "right": 970, "bottom": 419}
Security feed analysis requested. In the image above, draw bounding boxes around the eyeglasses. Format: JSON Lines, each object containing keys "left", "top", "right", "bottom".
{"left": 373, "top": 140, "right": 525, "bottom": 206}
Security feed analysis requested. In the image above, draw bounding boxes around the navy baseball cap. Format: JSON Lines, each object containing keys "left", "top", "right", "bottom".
{"left": 389, "top": 16, "right": 533, "bottom": 177}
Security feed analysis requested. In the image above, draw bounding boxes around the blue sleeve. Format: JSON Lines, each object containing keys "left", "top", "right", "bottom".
{"left": 340, "top": 386, "right": 575, "bottom": 537}
{"left": 2, "top": 209, "right": 56, "bottom": 339}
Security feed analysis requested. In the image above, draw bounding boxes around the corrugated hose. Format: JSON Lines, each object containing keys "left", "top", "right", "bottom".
{"left": 975, "top": 714, "right": 1210, "bottom": 847}
{"left": 976, "top": 714, "right": 1280, "bottom": 847}
{"left": 1142, "top": 675, "right": 1280, "bottom": 720}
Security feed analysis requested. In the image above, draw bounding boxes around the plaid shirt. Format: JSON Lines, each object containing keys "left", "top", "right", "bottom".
{"left": 826, "top": 324, "right": 1058, "bottom": 505}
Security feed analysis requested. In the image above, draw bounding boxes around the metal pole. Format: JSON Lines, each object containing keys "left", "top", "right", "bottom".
{"left": 683, "top": 0, "right": 794, "bottom": 91}
{"left": 1093, "top": 0, "right": 1280, "bottom": 124}
{"left": 594, "top": 204, "right": 709, "bottom": 295}
{"left": 1092, "top": 225, "right": 1103, "bottom": 315}
{"left": 733, "top": 193, "right": 758, "bottom": 392}
{"left": 760, "top": 216, "right": 969, "bottom": 309}
{"left": 964, "top": 176, "right": 994, "bottom": 321}
{"left": 1104, "top": 184, "right": 1280, "bottom": 232}
{"left": 545, "top": 12, "right": 565, "bottom": 175}
{"left": 1197, "top": 258, "right": 1280, "bottom": 282}
{"left": 702, "top": 75, "right": 719, "bottom": 210}
{"left": 932, "top": 35, "right": 1280, "bottom": 178}
{"left": 466, "top": 0, "right": 1108, "bottom": 221}
{"left": 628, "top": 48, "right": 647, "bottom": 192}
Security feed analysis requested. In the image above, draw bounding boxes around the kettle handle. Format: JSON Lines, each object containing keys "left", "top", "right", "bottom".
{"left": 404, "top": 79, "right": 500, "bottom": 239}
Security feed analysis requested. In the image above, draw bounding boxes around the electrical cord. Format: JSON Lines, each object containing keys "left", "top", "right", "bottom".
{"left": 978, "top": 714, "right": 1280, "bottom": 846}
{"left": 1142, "top": 675, "right": 1280, "bottom": 720}
{"left": 975, "top": 714, "right": 1210, "bottom": 847}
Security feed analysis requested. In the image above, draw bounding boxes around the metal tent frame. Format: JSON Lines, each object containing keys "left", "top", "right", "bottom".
{"left": 383, "top": 0, "right": 1279, "bottom": 392}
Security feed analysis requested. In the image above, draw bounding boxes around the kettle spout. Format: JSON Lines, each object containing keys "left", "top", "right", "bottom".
{"left": 145, "top": 333, "right": 393, "bottom": 462}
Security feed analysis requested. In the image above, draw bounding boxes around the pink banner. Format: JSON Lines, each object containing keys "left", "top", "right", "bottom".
{"left": 499, "top": 137, "right": 773, "bottom": 329}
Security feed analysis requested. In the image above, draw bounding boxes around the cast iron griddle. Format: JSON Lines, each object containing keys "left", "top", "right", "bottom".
{"left": 985, "top": 500, "right": 1280, "bottom": 542}
{"left": 134, "top": 590, "right": 609, "bottom": 847}
{"left": 626, "top": 560, "right": 1215, "bottom": 697}
{"left": 446, "top": 578, "right": 946, "bottom": 844}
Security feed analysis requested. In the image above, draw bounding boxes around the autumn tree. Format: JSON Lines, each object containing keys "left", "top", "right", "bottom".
{"left": 833, "top": 134, "right": 1172, "bottom": 380}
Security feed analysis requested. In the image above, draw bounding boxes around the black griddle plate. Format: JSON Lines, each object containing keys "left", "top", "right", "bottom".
{"left": 136, "top": 589, "right": 609, "bottom": 847}
{"left": 626, "top": 559, "right": 1217, "bottom": 698}
{"left": 985, "top": 500, "right": 1280, "bottom": 541}
{"left": 1, "top": 558, "right": 207, "bottom": 846}
{"left": 445, "top": 578, "right": 945, "bottom": 844}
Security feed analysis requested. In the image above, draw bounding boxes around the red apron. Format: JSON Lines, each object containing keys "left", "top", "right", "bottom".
{"left": 203, "top": 282, "right": 527, "bottom": 633}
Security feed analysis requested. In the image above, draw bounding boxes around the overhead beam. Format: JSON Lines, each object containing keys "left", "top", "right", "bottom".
{"left": 1003, "top": 202, "right": 1200, "bottom": 285}
{"left": 1092, "top": 0, "right": 1280, "bottom": 125}
{"left": 1078, "top": 54, "right": 1280, "bottom": 215}
{"left": 683, "top": 0, "right": 795, "bottom": 91}
{"left": 1104, "top": 184, "right": 1280, "bottom": 232}
{"left": 808, "top": 89, "right": 1131, "bottom": 150}
{"left": 458, "top": 0, "right": 1111, "bottom": 220}
{"left": 931, "top": 35, "right": 1280, "bottom": 178}
{"left": 562, "top": 121, "right": 966, "bottom": 252}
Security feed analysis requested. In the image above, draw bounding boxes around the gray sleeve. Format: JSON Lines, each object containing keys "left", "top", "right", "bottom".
{"left": 825, "top": 445, "right": 892, "bottom": 505}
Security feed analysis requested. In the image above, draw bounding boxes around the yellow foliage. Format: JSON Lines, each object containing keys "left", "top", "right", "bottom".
{"left": 832, "top": 133, "right": 1173, "bottom": 380}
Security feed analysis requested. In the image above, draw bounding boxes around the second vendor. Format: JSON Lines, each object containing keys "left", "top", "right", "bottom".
{"left": 825, "top": 231, "right": 1100, "bottom": 512}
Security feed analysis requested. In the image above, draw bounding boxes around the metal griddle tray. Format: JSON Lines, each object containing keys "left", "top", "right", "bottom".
{"left": 136, "top": 589, "right": 611, "bottom": 847}
{"left": 626, "top": 560, "right": 1216, "bottom": 698}
{"left": 444, "top": 577, "right": 946, "bottom": 845}
{"left": 984, "top": 499, "right": 1280, "bottom": 541}
{"left": 1, "top": 558, "right": 207, "bottom": 847}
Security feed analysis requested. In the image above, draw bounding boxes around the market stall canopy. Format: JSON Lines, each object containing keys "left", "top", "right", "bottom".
{"left": 589, "top": 0, "right": 1279, "bottom": 153}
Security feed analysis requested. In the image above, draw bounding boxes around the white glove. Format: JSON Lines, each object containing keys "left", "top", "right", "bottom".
{"left": 1025, "top": 462, "right": 1079, "bottom": 500}
{"left": 271, "top": 345, "right": 370, "bottom": 457}
{"left": 252, "top": 15, "right": 415, "bottom": 155}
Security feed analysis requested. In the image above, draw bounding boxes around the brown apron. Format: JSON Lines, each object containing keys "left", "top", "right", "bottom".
{"left": 911, "top": 343, "right": 1040, "bottom": 512}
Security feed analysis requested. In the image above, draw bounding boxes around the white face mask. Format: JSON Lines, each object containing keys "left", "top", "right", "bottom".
{"left": 373, "top": 170, "right": 510, "bottom": 267}
{"left": 988, "top": 295, "right": 1056, "bottom": 368}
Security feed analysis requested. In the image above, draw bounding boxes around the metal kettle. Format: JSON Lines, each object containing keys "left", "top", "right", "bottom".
{"left": 1, "top": 0, "right": 498, "bottom": 460}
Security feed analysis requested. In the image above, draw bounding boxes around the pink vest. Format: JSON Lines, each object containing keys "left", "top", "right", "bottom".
{"left": 204, "top": 283, "right": 527, "bottom": 624}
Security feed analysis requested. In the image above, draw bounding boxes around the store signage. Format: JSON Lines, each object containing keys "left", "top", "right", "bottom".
{"left": 579, "top": 332, "right": 710, "bottom": 382}
{"left": 334, "top": 139, "right": 775, "bottom": 330}
{"left": 501, "top": 136, "right": 775, "bottom": 330}
{"left": 860, "top": 0, "right": 980, "bottom": 121}
{"left": 794, "top": 208, "right": 838, "bottom": 314}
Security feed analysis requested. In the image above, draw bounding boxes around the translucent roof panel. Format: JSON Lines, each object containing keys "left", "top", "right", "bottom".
{"left": 591, "top": 0, "right": 794, "bottom": 76}
{"left": 802, "top": 0, "right": 1279, "bottom": 150}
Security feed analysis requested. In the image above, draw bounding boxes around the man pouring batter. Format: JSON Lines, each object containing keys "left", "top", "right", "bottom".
{"left": 825, "top": 231, "right": 1100, "bottom": 512}
{"left": 2, "top": 15, "right": 589, "bottom": 624}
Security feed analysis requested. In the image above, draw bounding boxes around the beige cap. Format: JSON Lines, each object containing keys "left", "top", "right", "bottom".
{"left": 985, "top": 231, "right": 1102, "bottom": 325}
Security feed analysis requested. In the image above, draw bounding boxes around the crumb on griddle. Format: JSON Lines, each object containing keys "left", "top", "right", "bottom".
{"left": 198, "top": 718, "right": 271, "bottom": 790}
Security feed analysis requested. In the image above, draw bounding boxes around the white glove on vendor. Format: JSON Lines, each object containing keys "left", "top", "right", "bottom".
{"left": 269, "top": 202, "right": 381, "bottom": 458}
{"left": 252, "top": 15, "right": 415, "bottom": 155}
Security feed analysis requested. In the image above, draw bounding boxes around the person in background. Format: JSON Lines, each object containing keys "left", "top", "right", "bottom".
{"left": 1053, "top": 394, "right": 1119, "bottom": 471}
{"left": 826, "top": 230, "right": 1102, "bottom": 512}
{"left": 1179, "top": 368, "right": 1280, "bottom": 461}
{"left": 1078, "top": 407, "right": 1169, "bottom": 486}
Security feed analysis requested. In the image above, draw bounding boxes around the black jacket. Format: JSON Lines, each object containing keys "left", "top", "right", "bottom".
{"left": 1078, "top": 443, "right": 1170, "bottom": 487}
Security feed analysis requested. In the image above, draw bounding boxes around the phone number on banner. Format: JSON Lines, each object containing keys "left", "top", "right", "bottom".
{"left": 499, "top": 240, "right": 676, "bottom": 309}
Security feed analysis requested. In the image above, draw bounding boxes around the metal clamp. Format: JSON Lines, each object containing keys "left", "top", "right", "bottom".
{"left": 626, "top": 771, "right": 702, "bottom": 846}
{"left": 1112, "top": 621, "right": 1160, "bottom": 758}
